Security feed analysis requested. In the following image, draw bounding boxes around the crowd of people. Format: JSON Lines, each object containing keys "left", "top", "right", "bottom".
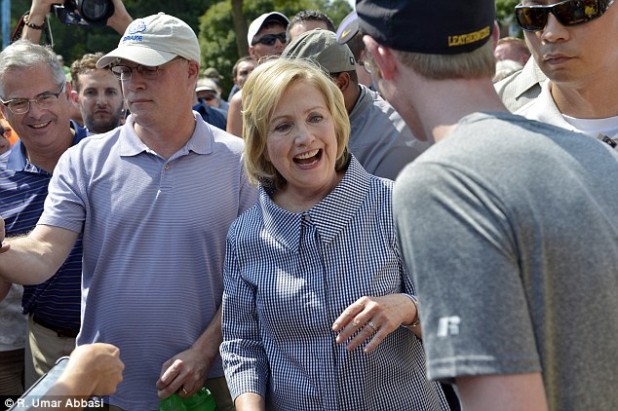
{"left": 1, "top": 0, "right": 617, "bottom": 410}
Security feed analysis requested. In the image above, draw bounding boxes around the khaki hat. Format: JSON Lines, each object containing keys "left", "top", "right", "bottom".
{"left": 203, "top": 67, "right": 222, "bottom": 80}
{"left": 282, "top": 29, "right": 356, "bottom": 75}
{"left": 97, "top": 13, "right": 200, "bottom": 68}
{"left": 196, "top": 78, "right": 219, "bottom": 93}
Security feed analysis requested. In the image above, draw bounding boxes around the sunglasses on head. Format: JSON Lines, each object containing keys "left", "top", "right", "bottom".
{"left": 515, "top": 0, "right": 614, "bottom": 31}
{"left": 252, "top": 32, "right": 287, "bottom": 46}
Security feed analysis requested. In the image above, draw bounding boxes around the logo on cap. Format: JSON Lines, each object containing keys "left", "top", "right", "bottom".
{"left": 122, "top": 20, "right": 146, "bottom": 42}
{"left": 447, "top": 26, "right": 491, "bottom": 48}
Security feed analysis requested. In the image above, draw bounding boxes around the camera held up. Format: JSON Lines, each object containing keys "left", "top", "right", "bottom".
{"left": 53, "top": 0, "right": 115, "bottom": 27}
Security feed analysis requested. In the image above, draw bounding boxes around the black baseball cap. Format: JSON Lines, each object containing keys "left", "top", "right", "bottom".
{"left": 356, "top": 0, "right": 495, "bottom": 54}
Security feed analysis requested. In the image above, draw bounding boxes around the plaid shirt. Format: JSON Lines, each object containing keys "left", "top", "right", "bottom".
{"left": 221, "top": 157, "right": 450, "bottom": 410}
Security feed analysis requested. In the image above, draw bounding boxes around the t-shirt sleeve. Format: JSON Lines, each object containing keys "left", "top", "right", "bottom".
{"left": 38, "top": 147, "right": 86, "bottom": 233}
{"left": 393, "top": 161, "right": 542, "bottom": 382}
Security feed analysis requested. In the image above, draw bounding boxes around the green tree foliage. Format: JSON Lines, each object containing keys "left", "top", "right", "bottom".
{"left": 4, "top": 0, "right": 351, "bottom": 96}
{"left": 198, "top": 0, "right": 352, "bottom": 96}
{"left": 495, "top": 0, "right": 521, "bottom": 37}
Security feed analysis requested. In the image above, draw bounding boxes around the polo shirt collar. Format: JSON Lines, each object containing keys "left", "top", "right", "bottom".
{"left": 259, "top": 156, "right": 371, "bottom": 251}
{"left": 119, "top": 112, "right": 213, "bottom": 157}
{"left": 6, "top": 120, "right": 86, "bottom": 174}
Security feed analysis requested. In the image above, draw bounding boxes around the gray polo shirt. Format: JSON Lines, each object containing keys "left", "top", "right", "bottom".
{"left": 39, "top": 113, "right": 257, "bottom": 410}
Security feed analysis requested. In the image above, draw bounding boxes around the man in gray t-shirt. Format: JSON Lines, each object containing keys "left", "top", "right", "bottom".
{"left": 357, "top": 0, "right": 618, "bottom": 410}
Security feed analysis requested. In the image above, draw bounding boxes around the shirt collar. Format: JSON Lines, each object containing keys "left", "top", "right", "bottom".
{"left": 119, "top": 111, "right": 213, "bottom": 158}
{"left": 258, "top": 156, "right": 371, "bottom": 251}
{"left": 6, "top": 120, "right": 87, "bottom": 174}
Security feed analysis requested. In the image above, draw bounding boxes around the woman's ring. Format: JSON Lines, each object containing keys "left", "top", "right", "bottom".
{"left": 367, "top": 321, "right": 378, "bottom": 332}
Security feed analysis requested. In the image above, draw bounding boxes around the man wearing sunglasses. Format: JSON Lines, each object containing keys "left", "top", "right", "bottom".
{"left": 0, "top": 13, "right": 257, "bottom": 411}
{"left": 227, "top": 11, "right": 289, "bottom": 137}
{"left": 514, "top": 0, "right": 618, "bottom": 144}
{"left": 356, "top": 0, "right": 618, "bottom": 410}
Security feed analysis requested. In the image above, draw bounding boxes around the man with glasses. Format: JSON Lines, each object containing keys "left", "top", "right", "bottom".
{"left": 0, "top": 39, "right": 89, "bottom": 391}
{"left": 227, "top": 11, "right": 289, "bottom": 137}
{"left": 356, "top": 0, "right": 618, "bottom": 410}
{"left": 514, "top": 0, "right": 618, "bottom": 144}
{"left": 0, "top": 13, "right": 256, "bottom": 411}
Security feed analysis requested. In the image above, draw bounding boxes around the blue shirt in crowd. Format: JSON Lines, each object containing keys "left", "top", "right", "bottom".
{"left": 0, "top": 121, "right": 88, "bottom": 331}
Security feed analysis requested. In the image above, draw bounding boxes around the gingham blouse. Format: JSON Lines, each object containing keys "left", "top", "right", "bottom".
{"left": 221, "top": 157, "right": 450, "bottom": 410}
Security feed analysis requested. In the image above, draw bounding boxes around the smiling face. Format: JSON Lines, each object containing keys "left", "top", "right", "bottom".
{"left": 75, "top": 69, "right": 124, "bottom": 134}
{"left": 0, "top": 63, "right": 72, "bottom": 153}
{"left": 266, "top": 80, "right": 342, "bottom": 208}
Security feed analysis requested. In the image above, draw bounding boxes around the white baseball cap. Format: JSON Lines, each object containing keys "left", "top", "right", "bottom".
{"left": 97, "top": 13, "right": 200, "bottom": 68}
{"left": 247, "top": 12, "right": 289, "bottom": 45}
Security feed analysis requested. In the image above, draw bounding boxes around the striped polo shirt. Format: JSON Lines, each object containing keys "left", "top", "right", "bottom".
{"left": 38, "top": 113, "right": 257, "bottom": 411}
{"left": 0, "top": 122, "right": 87, "bottom": 331}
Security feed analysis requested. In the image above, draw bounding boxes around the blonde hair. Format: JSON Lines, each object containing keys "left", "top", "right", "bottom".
{"left": 394, "top": 40, "right": 496, "bottom": 80}
{"left": 242, "top": 58, "right": 350, "bottom": 189}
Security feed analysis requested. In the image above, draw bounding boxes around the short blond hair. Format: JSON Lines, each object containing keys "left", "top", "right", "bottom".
{"left": 394, "top": 40, "right": 496, "bottom": 80}
{"left": 242, "top": 58, "right": 350, "bottom": 189}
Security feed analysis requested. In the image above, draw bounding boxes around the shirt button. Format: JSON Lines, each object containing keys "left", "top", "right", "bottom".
{"left": 164, "top": 165, "right": 170, "bottom": 171}
{"left": 303, "top": 214, "right": 311, "bottom": 222}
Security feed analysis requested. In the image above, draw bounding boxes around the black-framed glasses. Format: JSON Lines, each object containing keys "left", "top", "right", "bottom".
{"left": 0, "top": 84, "right": 66, "bottom": 115}
{"left": 110, "top": 57, "right": 184, "bottom": 81}
{"left": 252, "top": 32, "right": 287, "bottom": 46}
{"left": 515, "top": 0, "right": 614, "bottom": 31}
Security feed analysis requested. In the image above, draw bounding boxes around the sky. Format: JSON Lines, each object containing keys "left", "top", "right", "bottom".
{"left": 346, "top": 0, "right": 355, "bottom": 10}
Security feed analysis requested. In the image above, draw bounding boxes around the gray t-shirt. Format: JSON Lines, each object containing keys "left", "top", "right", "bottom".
{"left": 393, "top": 112, "right": 618, "bottom": 411}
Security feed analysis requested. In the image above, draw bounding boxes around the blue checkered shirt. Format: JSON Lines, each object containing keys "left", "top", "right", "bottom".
{"left": 221, "top": 157, "right": 450, "bottom": 410}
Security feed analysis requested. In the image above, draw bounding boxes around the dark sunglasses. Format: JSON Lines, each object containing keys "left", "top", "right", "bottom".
{"left": 515, "top": 0, "right": 614, "bottom": 31}
{"left": 252, "top": 32, "right": 287, "bottom": 46}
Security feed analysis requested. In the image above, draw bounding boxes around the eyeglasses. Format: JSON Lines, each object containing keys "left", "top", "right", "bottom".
{"left": 110, "top": 57, "right": 184, "bottom": 81}
{"left": 252, "top": 32, "right": 287, "bottom": 46}
{"left": 361, "top": 51, "right": 379, "bottom": 75}
{"left": 515, "top": 0, "right": 614, "bottom": 31}
{"left": 0, "top": 84, "right": 66, "bottom": 115}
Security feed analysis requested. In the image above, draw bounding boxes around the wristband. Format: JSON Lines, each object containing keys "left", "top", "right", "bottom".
{"left": 24, "top": 14, "right": 46, "bottom": 30}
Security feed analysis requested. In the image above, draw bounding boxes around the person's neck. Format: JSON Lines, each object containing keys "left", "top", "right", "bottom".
{"left": 344, "top": 84, "right": 362, "bottom": 114}
{"left": 550, "top": 78, "right": 618, "bottom": 119}
{"left": 407, "top": 77, "right": 509, "bottom": 143}
{"left": 26, "top": 130, "right": 74, "bottom": 174}
{"left": 133, "top": 112, "right": 197, "bottom": 159}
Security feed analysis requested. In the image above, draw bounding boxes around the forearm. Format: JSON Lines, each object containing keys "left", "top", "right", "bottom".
{"left": 235, "top": 392, "right": 265, "bottom": 411}
{"left": 456, "top": 373, "right": 549, "bottom": 411}
{"left": 0, "top": 226, "right": 77, "bottom": 285}
{"left": 106, "top": 0, "right": 133, "bottom": 35}
{"left": 0, "top": 277, "right": 11, "bottom": 301}
{"left": 192, "top": 306, "right": 223, "bottom": 363}
{"left": 21, "top": 0, "right": 54, "bottom": 43}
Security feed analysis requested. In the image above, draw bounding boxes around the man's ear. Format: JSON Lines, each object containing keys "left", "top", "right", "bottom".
{"left": 332, "top": 72, "right": 351, "bottom": 92}
{"left": 188, "top": 60, "right": 200, "bottom": 79}
{"left": 69, "top": 89, "right": 79, "bottom": 104}
{"left": 367, "top": 37, "right": 396, "bottom": 81}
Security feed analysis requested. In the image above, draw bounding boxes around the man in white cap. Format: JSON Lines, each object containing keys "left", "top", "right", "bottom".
{"left": 0, "top": 12, "right": 256, "bottom": 411}
{"left": 246, "top": 11, "right": 289, "bottom": 62}
{"left": 227, "top": 12, "right": 289, "bottom": 137}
